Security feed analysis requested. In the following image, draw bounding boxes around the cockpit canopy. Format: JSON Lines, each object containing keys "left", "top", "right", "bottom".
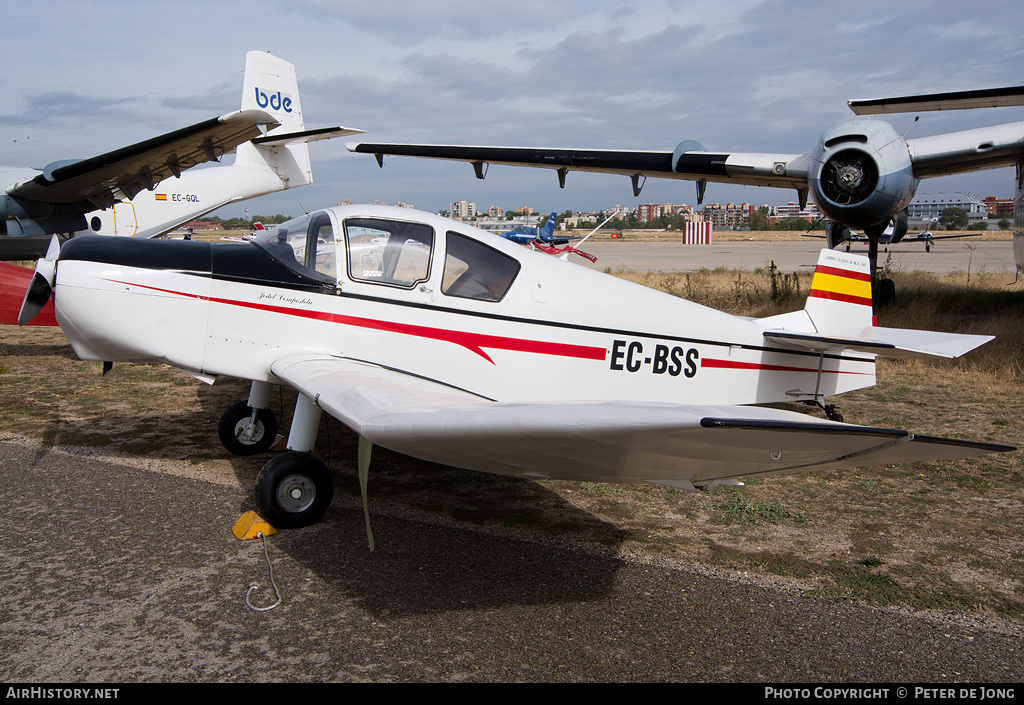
{"left": 252, "top": 211, "right": 337, "bottom": 284}
{"left": 252, "top": 208, "right": 521, "bottom": 302}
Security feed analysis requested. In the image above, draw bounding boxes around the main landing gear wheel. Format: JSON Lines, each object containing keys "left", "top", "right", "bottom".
{"left": 255, "top": 452, "right": 334, "bottom": 529}
{"left": 218, "top": 401, "right": 279, "bottom": 456}
{"left": 873, "top": 277, "right": 896, "bottom": 308}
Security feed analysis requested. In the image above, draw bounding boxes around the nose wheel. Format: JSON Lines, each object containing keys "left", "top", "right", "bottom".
{"left": 218, "top": 401, "right": 279, "bottom": 456}
{"left": 255, "top": 452, "right": 334, "bottom": 528}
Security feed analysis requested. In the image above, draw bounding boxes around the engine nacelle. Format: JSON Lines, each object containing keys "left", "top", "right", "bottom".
{"left": 808, "top": 118, "right": 918, "bottom": 231}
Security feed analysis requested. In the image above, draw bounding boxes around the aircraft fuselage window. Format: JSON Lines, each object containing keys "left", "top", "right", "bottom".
{"left": 306, "top": 213, "right": 337, "bottom": 279}
{"left": 253, "top": 211, "right": 337, "bottom": 285}
{"left": 442, "top": 231, "right": 520, "bottom": 302}
{"left": 344, "top": 218, "right": 434, "bottom": 288}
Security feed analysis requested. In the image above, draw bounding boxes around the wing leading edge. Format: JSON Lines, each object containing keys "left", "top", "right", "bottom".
{"left": 9, "top": 109, "right": 279, "bottom": 209}
{"left": 346, "top": 142, "right": 808, "bottom": 191}
{"left": 271, "top": 354, "right": 1012, "bottom": 489}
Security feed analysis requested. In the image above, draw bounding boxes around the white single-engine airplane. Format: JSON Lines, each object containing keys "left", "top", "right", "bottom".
{"left": 0, "top": 51, "right": 362, "bottom": 261}
{"left": 19, "top": 205, "right": 1013, "bottom": 530}
{"left": 347, "top": 86, "right": 1024, "bottom": 276}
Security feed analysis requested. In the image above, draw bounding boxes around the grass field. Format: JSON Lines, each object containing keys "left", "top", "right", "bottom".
{"left": 1, "top": 258, "right": 1022, "bottom": 618}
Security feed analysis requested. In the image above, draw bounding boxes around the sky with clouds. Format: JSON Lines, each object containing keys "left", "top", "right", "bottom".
{"left": 3, "top": 0, "right": 1023, "bottom": 219}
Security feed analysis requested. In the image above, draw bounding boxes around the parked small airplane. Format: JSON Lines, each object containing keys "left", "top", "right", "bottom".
{"left": 804, "top": 217, "right": 983, "bottom": 253}
{"left": 347, "top": 85, "right": 1024, "bottom": 276}
{"left": 0, "top": 51, "right": 362, "bottom": 261}
{"left": 18, "top": 205, "right": 1013, "bottom": 531}
{"left": 498, "top": 212, "right": 559, "bottom": 244}
{"left": 497, "top": 211, "right": 597, "bottom": 262}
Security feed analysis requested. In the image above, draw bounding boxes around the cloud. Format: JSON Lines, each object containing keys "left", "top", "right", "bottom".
{"left": 4, "top": 0, "right": 1023, "bottom": 214}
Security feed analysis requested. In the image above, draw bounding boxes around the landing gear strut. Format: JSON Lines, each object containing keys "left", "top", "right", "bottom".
{"left": 799, "top": 399, "right": 844, "bottom": 423}
{"left": 218, "top": 382, "right": 279, "bottom": 456}
{"left": 219, "top": 384, "right": 337, "bottom": 529}
{"left": 863, "top": 223, "right": 895, "bottom": 308}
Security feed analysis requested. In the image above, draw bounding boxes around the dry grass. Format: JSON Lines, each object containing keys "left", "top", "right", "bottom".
{"left": 1, "top": 262, "right": 1022, "bottom": 618}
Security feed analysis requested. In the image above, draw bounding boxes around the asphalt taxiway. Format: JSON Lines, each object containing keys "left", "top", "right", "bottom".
{"left": 1, "top": 439, "right": 1020, "bottom": 683}
{"left": 575, "top": 239, "right": 1017, "bottom": 275}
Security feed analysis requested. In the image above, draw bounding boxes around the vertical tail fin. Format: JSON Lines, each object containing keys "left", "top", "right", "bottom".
{"left": 804, "top": 249, "right": 874, "bottom": 333}
{"left": 540, "top": 212, "right": 557, "bottom": 240}
{"left": 236, "top": 51, "right": 312, "bottom": 188}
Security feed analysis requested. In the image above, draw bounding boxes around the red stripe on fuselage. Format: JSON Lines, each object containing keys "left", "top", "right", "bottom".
{"left": 100, "top": 278, "right": 607, "bottom": 364}
{"left": 701, "top": 358, "right": 871, "bottom": 375}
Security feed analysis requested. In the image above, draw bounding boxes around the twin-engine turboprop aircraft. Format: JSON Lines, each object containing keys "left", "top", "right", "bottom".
{"left": 1, "top": 51, "right": 362, "bottom": 261}
{"left": 348, "top": 85, "right": 1024, "bottom": 275}
{"left": 19, "top": 205, "right": 1013, "bottom": 530}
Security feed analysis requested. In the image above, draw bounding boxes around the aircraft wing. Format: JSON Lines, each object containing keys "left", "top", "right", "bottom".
{"left": 917, "top": 232, "right": 986, "bottom": 241}
{"left": 271, "top": 354, "right": 1011, "bottom": 488}
{"left": 849, "top": 86, "right": 1024, "bottom": 114}
{"left": 8, "top": 109, "right": 279, "bottom": 208}
{"left": 346, "top": 142, "right": 809, "bottom": 191}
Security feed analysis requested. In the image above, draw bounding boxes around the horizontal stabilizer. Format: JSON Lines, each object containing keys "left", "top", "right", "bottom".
{"left": 252, "top": 126, "right": 365, "bottom": 146}
{"left": 761, "top": 248, "right": 994, "bottom": 360}
{"left": 764, "top": 327, "right": 993, "bottom": 359}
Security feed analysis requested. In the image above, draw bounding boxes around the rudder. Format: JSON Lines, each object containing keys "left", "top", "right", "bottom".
{"left": 237, "top": 51, "right": 312, "bottom": 187}
{"left": 804, "top": 249, "right": 873, "bottom": 333}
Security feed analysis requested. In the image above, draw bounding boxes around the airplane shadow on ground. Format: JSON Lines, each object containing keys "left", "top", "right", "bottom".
{"left": 193, "top": 378, "right": 630, "bottom": 616}
{"left": 3, "top": 333, "right": 629, "bottom": 615}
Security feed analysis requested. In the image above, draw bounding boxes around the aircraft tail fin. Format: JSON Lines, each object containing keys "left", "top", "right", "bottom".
{"left": 235, "top": 51, "right": 313, "bottom": 188}
{"left": 803, "top": 249, "right": 875, "bottom": 333}
{"left": 758, "top": 249, "right": 992, "bottom": 360}
{"left": 539, "top": 212, "right": 557, "bottom": 240}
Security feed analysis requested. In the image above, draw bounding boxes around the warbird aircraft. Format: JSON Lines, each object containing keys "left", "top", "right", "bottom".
{"left": 347, "top": 85, "right": 1024, "bottom": 278}
{"left": 19, "top": 205, "right": 1013, "bottom": 530}
{"left": 0, "top": 51, "right": 362, "bottom": 261}
{"left": 498, "top": 212, "right": 559, "bottom": 244}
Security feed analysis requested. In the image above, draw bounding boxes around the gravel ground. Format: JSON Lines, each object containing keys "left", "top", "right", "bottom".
{"left": 1, "top": 438, "right": 1020, "bottom": 683}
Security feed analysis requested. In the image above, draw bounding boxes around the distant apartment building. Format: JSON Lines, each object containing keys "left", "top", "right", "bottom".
{"left": 450, "top": 199, "right": 477, "bottom": 219}
{"left": 907, "top": 193, "right": 987, "bottom": 227}
{"left": 702, "top": 202, "right": 755, "bottom": 229}
{"left": 982, "top": 196, "right": 1014, "bottom": 217}
{"left": 636, "top": 203, "right": 696, "bottom": 223}
{"left": 487, "top": 205, "right": 505, "bottom": 218}
{"left": 772, "top": 201, "right": 823, "bottom": 223}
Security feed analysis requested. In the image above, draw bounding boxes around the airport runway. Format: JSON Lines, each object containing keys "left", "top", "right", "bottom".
{"left": 1, "top": 439, "right": 1020, "bottom": 683}
{"left": 575, "top": 239, "right": 1017, "bottom": 275}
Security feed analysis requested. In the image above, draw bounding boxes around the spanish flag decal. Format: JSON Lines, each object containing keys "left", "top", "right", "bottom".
{"left": 155, "top": 194, "right": 167, "bottom": 201}
{"left": 808, "top": 262, "right": 872, "bottom": 307}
